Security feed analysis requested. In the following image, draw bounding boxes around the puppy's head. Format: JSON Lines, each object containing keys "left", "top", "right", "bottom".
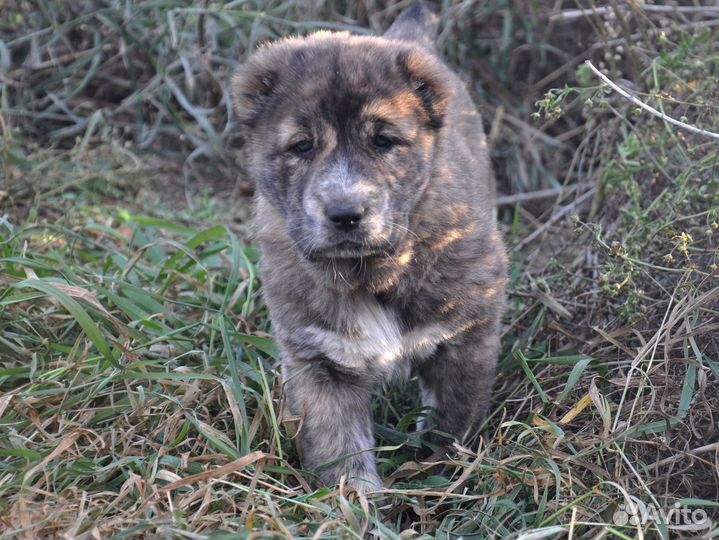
{"left": 233, "top": 33, "right": 452, "bottom": 261}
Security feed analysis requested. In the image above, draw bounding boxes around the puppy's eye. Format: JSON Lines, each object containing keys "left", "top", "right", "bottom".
{"left": 373, "top": 134, "right": 395, "bottom": 150}
{"left": 290, "top": 139, "right": 314, "bottom": 155}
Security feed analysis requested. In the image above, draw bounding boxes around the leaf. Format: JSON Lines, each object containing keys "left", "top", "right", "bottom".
{"left": 13, "top": 279, "right": 119, "bottom": 368}
{"left": 516, "top": 350, "right": 549, "bottom": 405}
{"left": 558, "top": 394, "right": 593, "bottom": 425}
{"left": 516, "top": 526, "right": 567, "bottom": 540}
{"left": 237, "top": 333, "right": 279, "bottom": 360}
{"left": 556, "top": 357, "right": 592, "bottom": 405}
{"left": 159, "top": 451, "right": 265, "bottom": 492}
{"left": 118, "top": 212, "right": 196, "bottom": 235}
{"left": 589, "top": 378, "right": 611, "bottom": 438}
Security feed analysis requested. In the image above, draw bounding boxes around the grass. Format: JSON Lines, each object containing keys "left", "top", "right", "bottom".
{"left": 1, "top": 1, "right": 719, "bottom": 538}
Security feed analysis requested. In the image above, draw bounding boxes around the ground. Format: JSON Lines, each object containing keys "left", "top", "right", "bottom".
{"left": 1, "top": 1, "right": 718, "bottom": 539}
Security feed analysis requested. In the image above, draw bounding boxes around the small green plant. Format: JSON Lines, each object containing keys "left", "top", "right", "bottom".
{"left": 532, "top": 85, "right": 575, "bottom": 121}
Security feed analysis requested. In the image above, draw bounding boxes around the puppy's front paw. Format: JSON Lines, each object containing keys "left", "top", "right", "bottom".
{"left": 345, "top": 470, "right": 383, "bottom": 495}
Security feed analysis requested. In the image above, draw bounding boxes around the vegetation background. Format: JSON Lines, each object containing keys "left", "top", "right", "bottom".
{"left": 1, "top": 0, "right": 718, "bottom": 538}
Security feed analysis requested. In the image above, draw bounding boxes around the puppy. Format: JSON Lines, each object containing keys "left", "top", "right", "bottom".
{"left": 232, "top": 2, "right": 507, "bottom": 492}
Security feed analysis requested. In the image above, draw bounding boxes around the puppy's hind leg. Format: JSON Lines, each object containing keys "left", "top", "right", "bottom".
{"left": 283, "top": 360, "right": 382, "bottom": 493}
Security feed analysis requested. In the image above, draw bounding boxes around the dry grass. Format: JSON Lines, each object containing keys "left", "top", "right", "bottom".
{"left": 1, "top": 1, "right": 719, "bottom": 538}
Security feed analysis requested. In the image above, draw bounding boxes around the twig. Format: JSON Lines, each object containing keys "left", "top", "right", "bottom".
{"left": 653, "top": 441, "right": 719, "bottom": 470}
{"left": 159, "top": 451, "right": 267, "bottom": 491}
{"left": 551, "top": 5, "right": 719, "bottom": 22}
{"left": 502, "top": 110, "right": 571, "bottom": 149}
{"left": 480, "top": 102, "right": 571, "bottom": 150}
{"left": 497, "top": 182, "right": 594, "bottom": 206}
{"left": 512, "top": 187, "right": 596, "bottom": 252}
{"left": 585, "top": 60, "right": 719, "bottom": 141}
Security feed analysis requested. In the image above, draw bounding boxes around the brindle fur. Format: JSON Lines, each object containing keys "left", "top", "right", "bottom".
{"left": 232, "top": 2, "right": 507, "bottom": 492}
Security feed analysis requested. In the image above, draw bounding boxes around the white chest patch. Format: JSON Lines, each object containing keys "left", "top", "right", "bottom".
{"left": 303, "top": 298, "right": 453, "bottom": 379}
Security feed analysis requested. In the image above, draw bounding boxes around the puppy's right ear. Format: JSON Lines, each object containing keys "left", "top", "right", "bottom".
{"left": 232, "top": 49, "right": 284, "bottom": 128}
{"left": 396, "top": 48, "right": 452, "bottom": 130}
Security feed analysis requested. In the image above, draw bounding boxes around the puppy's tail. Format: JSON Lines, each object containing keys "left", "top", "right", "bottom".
{"left": 383, "top": 1, "right": 439, "bottom": 50}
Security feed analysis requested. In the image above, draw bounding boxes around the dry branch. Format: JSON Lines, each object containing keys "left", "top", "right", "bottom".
{"left": 585, "top": 60, "right": 719, "bottom": 141}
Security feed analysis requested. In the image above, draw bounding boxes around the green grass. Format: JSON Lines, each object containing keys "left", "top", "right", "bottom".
{"left": 2, "top": 1, "right": 719, "bottom": 538}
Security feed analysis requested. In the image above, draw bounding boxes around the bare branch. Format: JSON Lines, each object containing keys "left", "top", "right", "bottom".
{"left": 585, "top": 60, "right": 719, "bottom": 141}
{"left": 551, "top": 5, "right": 719, "bottom": 22}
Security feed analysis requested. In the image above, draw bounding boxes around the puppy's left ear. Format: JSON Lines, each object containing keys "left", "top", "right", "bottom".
{"left": 397, "top": 49, "right": 452, "bottom": 129}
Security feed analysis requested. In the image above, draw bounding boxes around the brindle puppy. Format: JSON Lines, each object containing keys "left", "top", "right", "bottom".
{"left": 232, "top": 2, "right": 507, "bottom": 492}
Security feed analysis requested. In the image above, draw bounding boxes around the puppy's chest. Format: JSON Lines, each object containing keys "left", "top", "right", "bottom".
{"left": 304, "top": 298, "right": 450, "bottom": 378}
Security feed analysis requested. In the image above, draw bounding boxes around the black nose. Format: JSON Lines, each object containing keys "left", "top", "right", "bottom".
{"left": 325, "top": 204, "right": 366, "bottom": 231}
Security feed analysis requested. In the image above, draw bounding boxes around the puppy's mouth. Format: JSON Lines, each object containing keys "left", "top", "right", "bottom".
{"left": 309, "top": 240, "right": 390, "bottom": 260}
